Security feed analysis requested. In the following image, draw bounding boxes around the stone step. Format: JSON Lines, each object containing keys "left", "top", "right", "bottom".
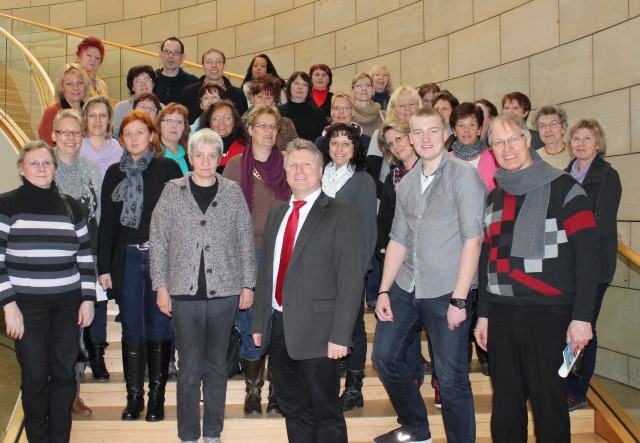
{"left": 69, "top": 396, "right": 595, "bottom": 442}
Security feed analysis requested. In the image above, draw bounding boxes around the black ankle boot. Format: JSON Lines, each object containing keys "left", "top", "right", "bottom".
{"left": 265, "top": 358, "right": 281, "bottom": 415}
{"left": 121, "top": 342, "right": 146, "bottom": 420}
{"left": 89, "top": 342, "right": 110, "bottom": 381}
{"left": 243, "top": 357, "right": 265, "bottom": 415}
{"left": 341, "top": 370, "right": 364, "bottom": 411}
{"left": 145, "top": 339, "right": 171, "bottom": 422}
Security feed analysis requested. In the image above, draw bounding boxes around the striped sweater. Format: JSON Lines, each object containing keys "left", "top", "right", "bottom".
{"left": 0, "top": 179, "right": 96, "bottom": 307}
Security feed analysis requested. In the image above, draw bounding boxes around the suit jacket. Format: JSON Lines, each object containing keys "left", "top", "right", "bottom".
{"left": 251, "top": 192, "right": 367, "bottom": 360}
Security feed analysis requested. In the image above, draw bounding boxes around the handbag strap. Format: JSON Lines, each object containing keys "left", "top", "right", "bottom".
{"left": 59, "top": 192, "right": 74, "bottom": 225}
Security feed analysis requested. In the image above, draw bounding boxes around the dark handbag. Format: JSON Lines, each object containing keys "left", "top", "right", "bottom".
{"left": 77, "top": 327, "right": 95, "bottom": 362}
{"left": 226, "top": 325, "right": 242, "bottom": 379}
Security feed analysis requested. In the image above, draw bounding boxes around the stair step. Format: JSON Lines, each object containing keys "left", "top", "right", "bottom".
{"left": 69, "top": 397, "right": 595, "bottom": 442}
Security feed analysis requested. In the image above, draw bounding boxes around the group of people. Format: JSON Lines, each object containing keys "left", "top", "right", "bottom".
{"left": 0, "top": 33, "right": 622, "bottom": 443}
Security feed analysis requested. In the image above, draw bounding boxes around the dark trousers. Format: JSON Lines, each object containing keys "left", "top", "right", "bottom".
{"left": 488, "top": 302, "right": 572, "bottom": 443}
{"left": 568, "top": 282, "right": 608, "bottom": 400}
{"left": 345, "top": 292, "right": 367, "bottom": 371}
{"left": 269, "top": 312, "right": 347, "bottom": 443}
{"left": 172, "top": 296, "right": 239, "bottom": 441}
{"left": 15, "top": 293, "right": 80, "bottom": 443}
{"left": 90, "top": 299, "right": 108, "bottom": 343}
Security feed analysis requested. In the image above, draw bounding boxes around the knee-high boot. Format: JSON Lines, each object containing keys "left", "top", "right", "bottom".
{"left": 265, "top": 357, "right": 281, "bottom": 415}
{"left": 145, "top": 339, "right": 171, "bottom": 422}
{"left": 243, "top": 357, "right": 265, "bottom": 415}
{"left": 121, "top": 342, "right": 146, "bottom": 420}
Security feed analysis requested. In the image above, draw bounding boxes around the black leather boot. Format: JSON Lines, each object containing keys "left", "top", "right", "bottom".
{"left": 89, "top": 342, "right": 110, "bottom": 381}
{"left": 265, "top": 358, "right": 281, "bottom": 415}
{"left": 243, "top": 357, "right": 265, "bottom": 415}
{"left": 341, "top": 369, "right": 364, "bottom": 411}
{"left": 121, "top": 342, "right": 146, "bottom": 420}
{"left": 145, "top": 339, "right": 171, "bottom": 422}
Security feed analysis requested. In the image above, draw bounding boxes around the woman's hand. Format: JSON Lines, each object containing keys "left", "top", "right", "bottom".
{"left": 78, "top": 300, "right": 95, "bottom": 328}
{"left": 474, "top": 317, "right": 489, "bottom": 352}
{"left": 3, "top": 302, "right": 24, "bottom": 339}
{"left": 98, "top": 273, "right": 112, "bottom": 290}
{"left": 156, "top": 287, "right": 172, "bottom": 317}
{"left": 239, "top": 288, "right": 254, "bottom": 310}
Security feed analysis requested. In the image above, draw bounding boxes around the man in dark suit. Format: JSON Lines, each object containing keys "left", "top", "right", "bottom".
{"left": 251, "top": 139, "right": 367, "bottom": 443}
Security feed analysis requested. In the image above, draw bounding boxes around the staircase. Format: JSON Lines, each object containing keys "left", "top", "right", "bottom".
{"left": 0, "top": 63, "right": 43, "bottom": 141}
{"left": 71, "top": 301, "right": 605, "bottom": 442}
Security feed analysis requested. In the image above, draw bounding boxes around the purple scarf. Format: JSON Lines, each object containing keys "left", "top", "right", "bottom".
{"left": 393, "top": 158, "right": 419, "bottom": 189}
{"left": 240, "top": 144, "right": 289, "bottom": 210}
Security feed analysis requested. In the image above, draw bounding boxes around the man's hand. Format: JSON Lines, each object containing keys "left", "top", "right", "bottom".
{"left": 327, "top": 342, "right": 348, "bottom": 359}
{"left": 567, "top": 320, "right": 593, "bottom": 350}
{"left": 252, "top": 333, "right": 262, "bottom": 347}
{"left": 239, "top": 288, "right": 254, "bottom": 310}
{"left": 156, "top": 287, "right": 172, "bottom": 317}
{"left": 447, "top": 304, "right": 467, "bottom": 330}
{"left": 3, "top": 302, "right": 24, "bottom": 339}
{"left": 474, "top": 317, "right": 489, "bottom": 352}
{"left": 78, "top": 300, "right": 95, "bottom": 328}
{"left": 375, "top": 293, "right": 393, "bottom": 321}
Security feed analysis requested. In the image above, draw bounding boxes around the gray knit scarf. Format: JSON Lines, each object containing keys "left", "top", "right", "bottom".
{"left": 451, "top": 138, "right": 487, "bottom": 161}
{"left": 112, "top": 149, "right": 155, "bottom": 229}
{"left": 494, "top": 149, "right": 565, "bottom": 259}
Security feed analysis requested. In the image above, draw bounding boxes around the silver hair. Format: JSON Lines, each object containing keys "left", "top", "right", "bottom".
{"left": 188, "top": 128, "right": 223, "bottom": 158}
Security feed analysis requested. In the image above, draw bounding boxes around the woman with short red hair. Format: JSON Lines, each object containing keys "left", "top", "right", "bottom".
{"left": 76, "top": 36, "right": 108, "bottom": 98}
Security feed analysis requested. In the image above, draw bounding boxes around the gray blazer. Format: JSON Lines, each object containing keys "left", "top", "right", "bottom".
{"left": 251, "top": 192, "right": 367, "bottom": 360}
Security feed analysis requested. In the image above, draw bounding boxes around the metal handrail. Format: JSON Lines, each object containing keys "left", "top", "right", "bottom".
{"left": 0, "top": 12, "right": 243, "bottom": 81}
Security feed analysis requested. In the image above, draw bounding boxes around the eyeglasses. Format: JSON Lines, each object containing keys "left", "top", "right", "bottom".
{"left": 134, "top": 77, "right": 153, "bottom": 85}
{"left": 161, "top": 49, "right": 182, "bottom": 57}
{"left": 570, "top": 135, "right": 595, "bottom": 144}
{"left": 54, "top": 129, "right": 83, "bottom": 138}
{"left": 490, "top": 133, "right": 525, "bottom": 149}
{"left": 162, "top": 118, "right": 185, "bottom": 126}
{"left": 252, "top": 122, "right": 277, "bottom": 131}
{"left": 537, "top": 120, "right": 562, "bottom": 130}
{"left": 24, "top": 160, "right": 53, "bottom": 169}
{"left": 386, "top": 134, "right": 407, "bottom": 150}
{"left": 332, "top": 105, "right": 353, "bottom": 112}
{"left": 137, "top": 104, "right": 158, "bottom": 113}
{"left": 211, "top": 114, "right": 232, "bottom": 122}
{"left": 353, "top": 83, "right": 372, "bottom": 89}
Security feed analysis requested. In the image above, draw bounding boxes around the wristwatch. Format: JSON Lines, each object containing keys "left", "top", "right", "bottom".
{"left": 450, "top": 298, "right": 467, "bottom": 309}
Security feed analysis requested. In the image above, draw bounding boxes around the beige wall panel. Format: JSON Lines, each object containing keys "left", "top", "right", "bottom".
{"left": 449, "top": 17, "right": 499, "bottom": 78}
{"left": 629, "top": 223, "right": 640, "bottom": 290}
{"left": 631, "top": 86, "right": 640, "bottom": 153}
{"left": 161, "top": 0, "right": 198, "bottom": 12}
{"left": 87, "top": 0, "right": 123, "bottom": 26}
{"left": 441, "top": 75, "right": 475, "bottom": 103}
{"left": 399, "top": 0, "right": 421, "bottom": 6}
{"left": 561, "top": 89, "right": 629, "bottom": 157}
{"left": 236, "top": 17, "right": 274, "bottom": 56}
{"left": 331, "top": 64, "right": 357, "bottom": 93}
{"left": 257, "top": 0, "right": 293, "bottom": 19}
{"left": 0, "top": 0, "right": 28, "bottom": 7}
{"left": 314, "top": 0, "right": 356, "bottom": 36}
{"left": 141, "top": 11, "right": 179, "bottom": 46}
{"left": 120, "top": 51, "right": 160, "bottom": 76}
{"left": 124, "top": 0, "right": 161, "bottom": 19}
{"left": 593, "top": 17, "right": 640, "bottom": 94}
{"left": 595, "top": 348, "right": 629, "bottom": 385}
{"left": 69, "top": 25, "right": 105, "bottom": 40}
{"left": 335, "top": 20, "right": 377, "bottom": 67}
{"left": 30, "top": 0, "right": 66, "bottom": 6}
{"left": 529, "top": 37, "right": 592, "bottom": 107}
{"left": 474, "top": 58, "right": 528, "bottom": 107}
{"left": 630, "top": 357, "right": 640, "bottom": 390}
{"left": 378, "top": 2, "right": 423, "bottom": 55}
{"left": 98, "top": 48, "right": 121, "bottom": 79}
{"left": 50, "top": 1, "right": 87, "bottom": 29}
{"left": 275, "top": 5, "right": 314, "bottom": 47}
{"left": 609, "top": 155, "right": 640, "bottom": 222}
{"left": 295, "top": 0, "right": 314, "bottom": 6}
{"left": 197, "top": 27, "right": 236, "bottom": 60}
{"left": 47, "top": 56, "right": 69, "bottom": 80}
{"left": 356, "top": 52, "right": 401, "bottom": 87}
{"left": 473, "top": 0, "right": 527, "bottom": 22}
{"left": 218, "top": 0, "right": 254, "bottom": 27}
{"left": 294, "top": 33, "right": 335, "bottom": 72}
{"left": 400, "top": 37, "right": 448, "bottom": 87}
{"left": 632, "top": 0, "right": 640, "bottom": 17}
{"left": 103, "top": 77, "right": 121, "bottom": 99}
{"left": 263, "top": 45, "right": 295, "bottom": 78}
{"left": 598, "top": 286, "right": 640, "bottom": 360}
{"left": 177, "top": 36, "right": 199, "bottom": 64}
{"left": 179, "top": 2, "right": 217, "bottom": 37}
{"left": 355, "top": 0, "right": 399, "bottom": 23}
{"left": 105, "top": 19, "right": 141, "bottom": 47}
{"left": 225, "top": 54, "right": 253, "bottom": 81}
{"left": 559, "top": 0, "right": 627, "bottom": 44}
{"left": 10, "top": 7, "right": 50, "bottom": 34}
{"left": 424, "top": 0, "right": 473, "bottom": 42}
{"left": 612, "top": 221, "right": 630, "bottom": 289}
{"left": 501, "top": 0, "right": 559, "bottom": 63}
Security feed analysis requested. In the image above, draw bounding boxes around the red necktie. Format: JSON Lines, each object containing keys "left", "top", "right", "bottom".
{"left": 275, "top": 200, "right": 307, "bottom": 306}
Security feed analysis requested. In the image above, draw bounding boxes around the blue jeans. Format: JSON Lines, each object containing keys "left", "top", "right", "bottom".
{"left": 119, "top": 246, "right": 172, "bottom": 344}
{"left": 235, "top": 249, "right": 261, "bottom": 361}
{"left": 90, "top": 300, "right": 108, "bottom": 343}
{"left": 372, "top": 282, "right": 475, "bottom": 442}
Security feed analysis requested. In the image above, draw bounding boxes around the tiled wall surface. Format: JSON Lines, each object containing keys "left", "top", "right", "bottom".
{"left": 2, "top": 0, "right": 639, "bottom": 387}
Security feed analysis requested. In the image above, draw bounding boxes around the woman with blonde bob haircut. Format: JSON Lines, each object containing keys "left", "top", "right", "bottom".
{"left": 369, "top": 64, "right": 393, "bottom": 111}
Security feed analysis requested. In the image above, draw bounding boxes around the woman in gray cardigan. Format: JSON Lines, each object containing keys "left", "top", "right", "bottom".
{"left": 320, "top": 123, "right": 377, "bottom": 412}
{"left": 149, "top": 129, "right": 256, "bottom": 443}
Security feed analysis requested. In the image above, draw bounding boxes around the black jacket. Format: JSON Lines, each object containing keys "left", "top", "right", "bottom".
{"left": 180, "top": 75, "right": 248, "bottom": 125}
{"left": 154, "top": 68, "right": 199, "bottom": 105}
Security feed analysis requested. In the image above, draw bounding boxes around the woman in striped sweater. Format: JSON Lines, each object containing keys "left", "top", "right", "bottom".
{"left": 0, "top": 140, "right": 96, "bottom": 443}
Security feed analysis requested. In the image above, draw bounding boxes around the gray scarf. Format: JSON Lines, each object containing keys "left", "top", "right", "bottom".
{"left": 451, "top": 138, "right": 487, "bottom": 161}
{"left": 112, "top": 149, "right": 155, "bottom": 229}
{"left": 494, "top": 149, "right": 565, "bottom": 259}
